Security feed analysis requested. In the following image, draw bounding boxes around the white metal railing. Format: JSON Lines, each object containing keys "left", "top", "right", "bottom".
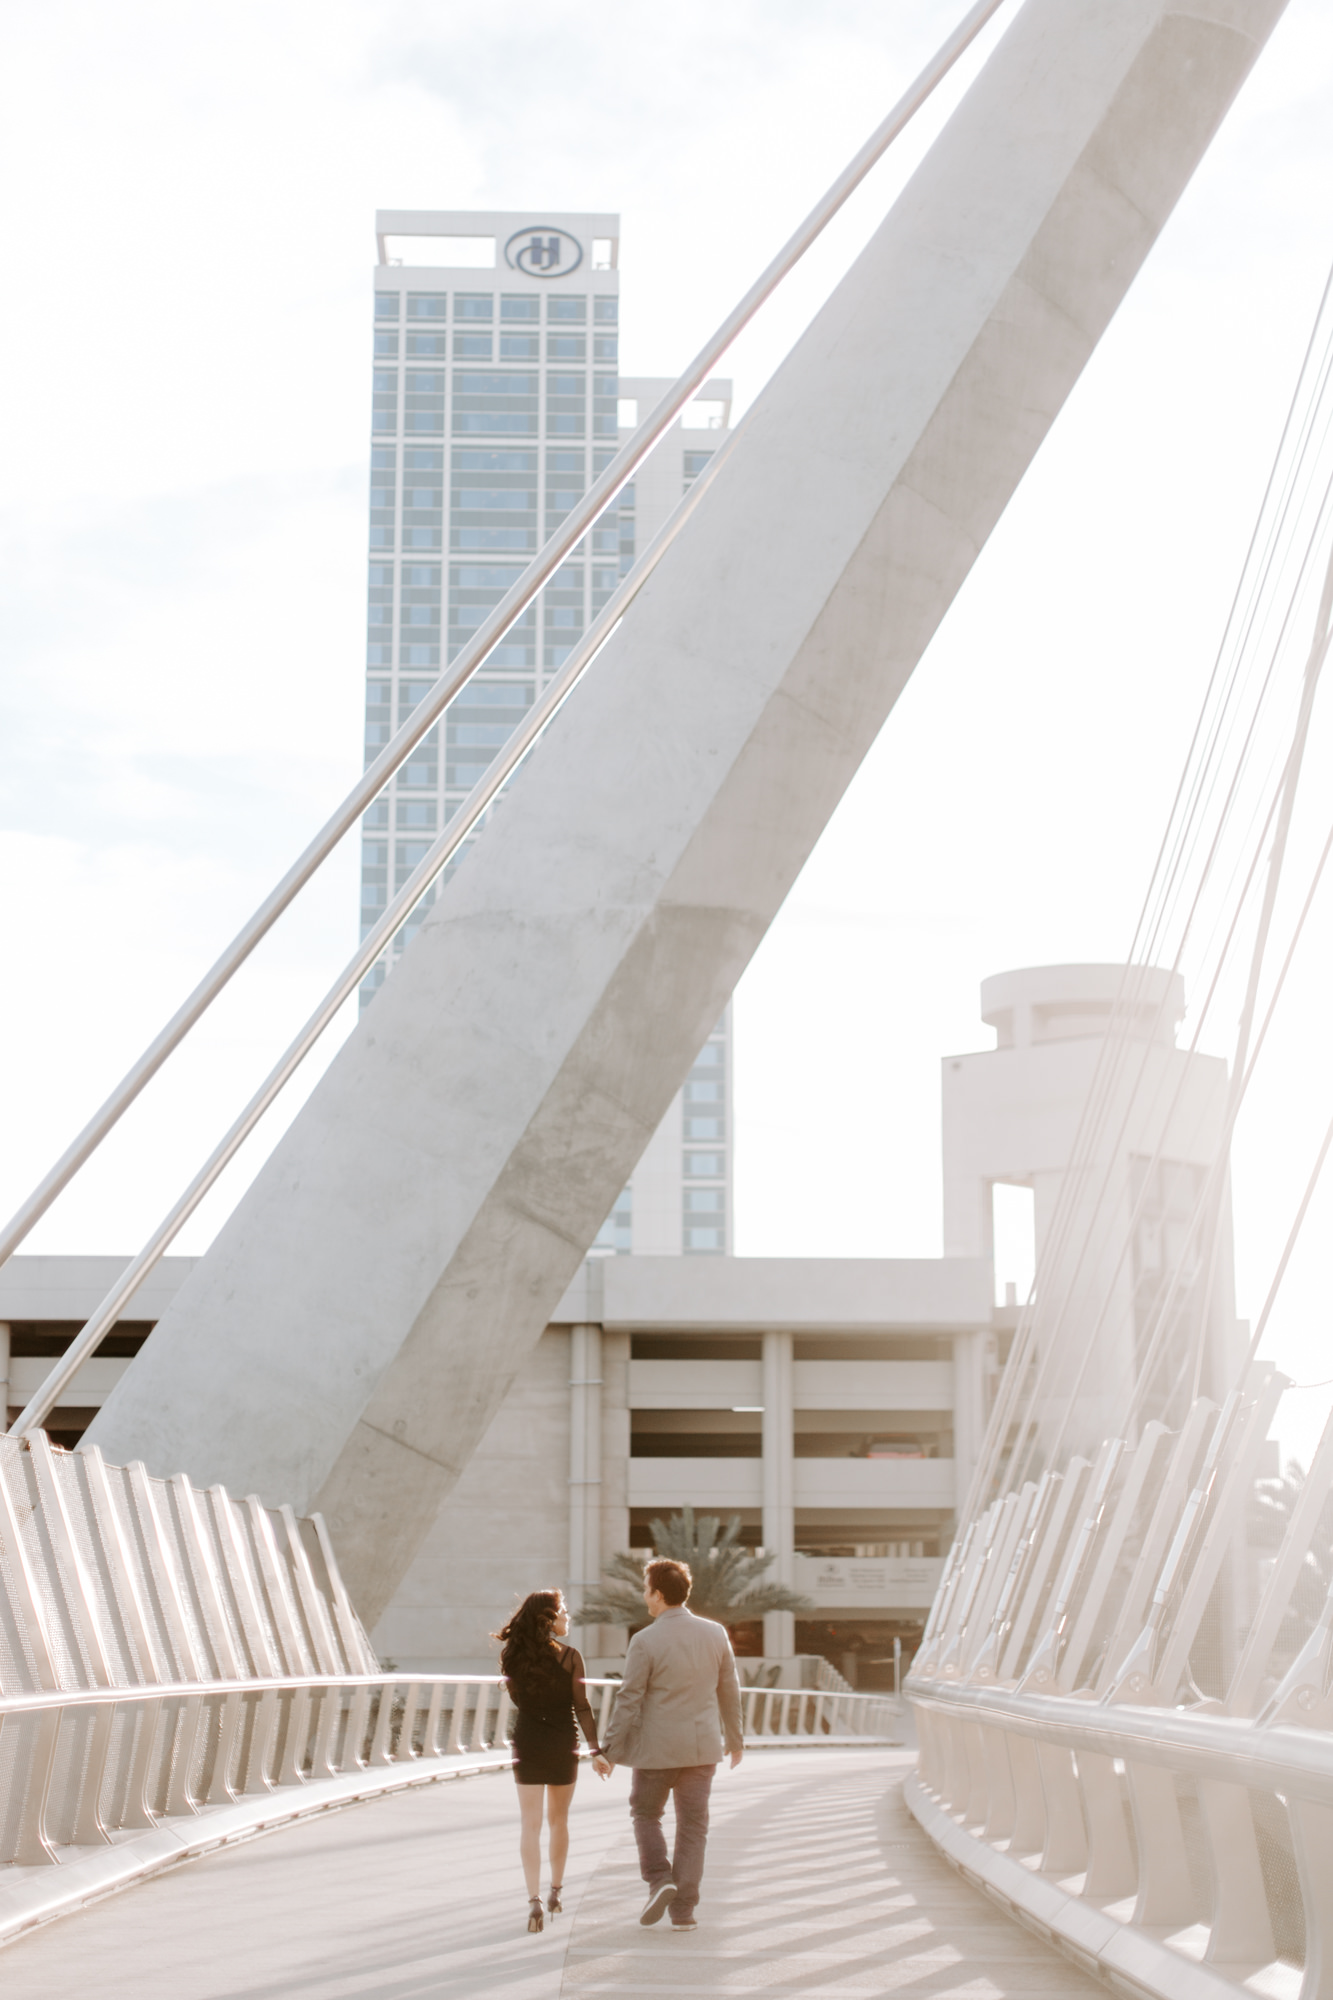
{"left": 908, "top": 1683, "right": 1327, "bottom": 1999}
{"left": 736, "top": 1681, "right": 898, "bottom": 1742}
{"left": 0, "top": 1673, "right": 507, "bottom": 1867}
{"left": 0, "top": 1423, "right": 894, "bottom": 1911}
{"left": 0, "top": 1669, "right": 896, "bottom": 1875}
{"left": 906, "top": 1363, "right": 1333, "bottom": 1999}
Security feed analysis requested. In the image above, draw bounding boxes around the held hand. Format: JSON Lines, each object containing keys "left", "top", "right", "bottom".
{"left": 591, "top": 1754, "right": 613, "bottom": 1779}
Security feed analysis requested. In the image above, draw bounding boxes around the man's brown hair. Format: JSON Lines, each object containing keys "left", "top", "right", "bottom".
{"left": 645, "top": 1557, "right": 692, "bottom": 1606}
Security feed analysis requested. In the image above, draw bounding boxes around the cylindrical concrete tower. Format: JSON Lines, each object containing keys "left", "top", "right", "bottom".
{"left": 943, "top": 965, "right": 1240, "bottom": 1452}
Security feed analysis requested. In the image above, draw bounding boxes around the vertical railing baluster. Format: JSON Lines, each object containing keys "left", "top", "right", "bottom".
{"left": 203, "top": 1692, "right": 244, "bottom": 1802}
{"left": 1078, "top": 1751, "right": 1136, "bottom": 1899}
{"left": 447, "top": 1681, "right": 468, "bottom": 1754}
{"left": 344, "top": 1683, "right": 373, "bottom": 1769}
{"left": 1036, "top": 1743, "right": 1087, "bottom": 1874}
{"left": 72, "top": 1700, "right": 117, "bottom": 1846}
{"left": 1126, "top": 1761, "right": 1194, "bottom": 1927}
{"left": 165, "top": 1694, "right": 205, "bottom": 1815}
{"left": 11, "top": 1707, "right": 64, "bottom": 1864}
{"left": 402, "top": 1681, "right": 422, "bottom": 1759}
{"left": 1197, "top": 1778, "right": 1276, "bottom": 1966}
{"left": 368, "top": 1679, "right": 397, "bottom": 1768}
{"left": 309, "top": 1683, "right": 341, "bottom": 1779}
{"left": 916, "top": 1705, "right": 943, "bottom": 1789}
{"left": 421, "top": 1680, "right": 447, "bottom": 1759}
{"left": 979, "top": 1725, "right": 1014, "bottom": 1842}
{"left": 275, "top": 1687, "right": 313, "bottom": 1785}
{"left": 471, "top": 1682, "right": 492, "bottom": 1753}
{"left": 1288, "top": 1796, "right": 1333, "bottom": 1999}
{"left": 962, "top": 1722, "right": 990, "bottom": 1825}
{"left": 1007, "top": 1732, "right": 1046, "bottom": 1855}
{"left": 939, "top": 1711, "right": 970, "bottom": 1811}
{"left": 237, "top": 1690, "right": 281, "bottom": 1796}
{"left": 119, "top": 1696, "right": 164, "bottom": 1828}
{"left": 597, "top": 1680, "right": 616, "bottom": 1746}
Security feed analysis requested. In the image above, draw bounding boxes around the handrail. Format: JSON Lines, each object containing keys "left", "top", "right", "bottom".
{"left": 908, "top": 1669, "right": 1333, "bottom": 1999}
{"left": 0, "top": 0, "right": 1009, "bottom": 1292}
{"left": 0, "top": 1671, "right": 897, "bottom": 1724}
{"left": 0, "top": 1666, "right": 897, "bottom": 1878}
{"left": 0, "top": 1669, "right": 506, "bottom": 1720}
{"left": 907, "top": 1378, "right": 1333, "bottom": 1996}
{"left": 908, "top": 1672, "right": 1333, "bottom": 1803}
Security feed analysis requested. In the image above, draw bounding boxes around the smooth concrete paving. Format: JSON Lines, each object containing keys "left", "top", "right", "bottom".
{"left": 0, "top": 1749, "right": 1106, "bottom": 1997}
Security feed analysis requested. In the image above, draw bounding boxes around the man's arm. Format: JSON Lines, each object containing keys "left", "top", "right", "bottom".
{"left": 601, "top": 1630, "right": 650, "bottom": 1767}
{"left": 717, "top": 1633, "right": 743, "bottom": 1765}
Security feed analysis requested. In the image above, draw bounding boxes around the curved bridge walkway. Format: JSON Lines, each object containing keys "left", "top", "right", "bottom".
{"left": 0, "top": 1748, "right": 1102, "bottom": 1998}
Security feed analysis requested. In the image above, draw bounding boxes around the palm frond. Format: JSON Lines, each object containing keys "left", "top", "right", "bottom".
{"left": 579, "top": 1505, "right": 813, "bottom": 1629}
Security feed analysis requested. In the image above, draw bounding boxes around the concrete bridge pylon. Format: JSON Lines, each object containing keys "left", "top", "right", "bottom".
{"left": 87, "top": 0, "right": 1287, "bottom": 1621}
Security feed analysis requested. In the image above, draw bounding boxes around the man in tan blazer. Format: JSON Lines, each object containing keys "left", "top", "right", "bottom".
{"left": 602, "top": 1556, "right": 744, "bottom": 1930}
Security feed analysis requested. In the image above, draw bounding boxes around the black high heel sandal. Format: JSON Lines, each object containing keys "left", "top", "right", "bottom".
{"left": 548, "top": 1885, "right": 563, "bottom": 1916}
{"left": 527, "top": 1897, "right": 545, "bottom": 1933}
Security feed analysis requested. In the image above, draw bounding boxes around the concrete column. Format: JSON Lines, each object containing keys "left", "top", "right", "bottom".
{"left": 762, "top": 1331, "right": 795, "bottom": 1661}
{"left": 0, "top": 1323, "right": 9, "bottom": 1429}
{"left": 568, "top": 1324, "right": 603, "bottom": 1645}
{"left": 952, "top": 1331, "right": 985, "bottom": 1519}
{"left": 598, "top": 1328, "right": 632, "bottom": 1661}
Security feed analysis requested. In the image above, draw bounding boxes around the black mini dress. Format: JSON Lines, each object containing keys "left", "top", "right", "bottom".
{"left": 509, "top": 1643, "right": 601, "bottom": 1786}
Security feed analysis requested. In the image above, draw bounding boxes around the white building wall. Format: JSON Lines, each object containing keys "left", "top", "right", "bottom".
{"left": 363, "top": 1253, "right": 987, "bottom": 1671}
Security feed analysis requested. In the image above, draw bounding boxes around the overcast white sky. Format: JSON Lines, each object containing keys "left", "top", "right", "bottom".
{"left": 2, "top": 0, "right": 1333, "bottom": 1439}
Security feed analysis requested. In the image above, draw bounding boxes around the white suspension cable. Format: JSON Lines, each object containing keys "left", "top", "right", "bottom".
{"left": 967, "top": 261, "right": 1333, "bottom": 1516}
{"left": 6, "top": 431, "right": 741, "bottom": 1437}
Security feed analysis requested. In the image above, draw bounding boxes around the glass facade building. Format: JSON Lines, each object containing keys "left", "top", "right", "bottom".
{"left": 360, "top": 210, "right": 733, "bottom": 1253}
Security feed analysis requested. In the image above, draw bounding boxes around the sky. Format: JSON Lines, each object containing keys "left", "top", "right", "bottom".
{"left": 2, "top": 0, "right": 1333, "bottom": 1449}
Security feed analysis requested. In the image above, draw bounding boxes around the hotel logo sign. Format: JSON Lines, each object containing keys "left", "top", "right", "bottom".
{"left": 505, "top": 227, "right": 583, "bottom": 278}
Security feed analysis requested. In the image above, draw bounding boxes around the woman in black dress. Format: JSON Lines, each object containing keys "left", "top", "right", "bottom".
{"left": 496, "top": 1589, "right": 610, "bottom": 1932}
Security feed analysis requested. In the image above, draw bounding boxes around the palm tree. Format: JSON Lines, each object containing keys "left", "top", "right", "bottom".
{"left": 579, "top": 1506, "right": 813, "bottom": 1632}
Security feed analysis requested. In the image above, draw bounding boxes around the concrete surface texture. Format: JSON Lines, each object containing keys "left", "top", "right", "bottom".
{"left": 87, "top": 0, "right": 1287, "bottom": 1625}
{"left": 0, "top": 1747, "right": 1107, "bottom": 1997}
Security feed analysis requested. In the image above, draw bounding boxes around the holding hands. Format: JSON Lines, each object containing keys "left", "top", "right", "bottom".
{"left": 591, "top": 1753, "right": 613, "bottom": 1779}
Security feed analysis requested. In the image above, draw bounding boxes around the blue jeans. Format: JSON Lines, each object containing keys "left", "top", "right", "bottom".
{"left": 629, "top": 1763, "right": 717, "bottom": 1920}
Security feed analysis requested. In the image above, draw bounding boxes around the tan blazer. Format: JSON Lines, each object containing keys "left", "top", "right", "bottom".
{"left": 602, "top": 1606, "right": 743, "bottom": 1769}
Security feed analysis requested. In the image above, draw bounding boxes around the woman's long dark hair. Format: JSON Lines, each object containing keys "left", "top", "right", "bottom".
{"left": 494, "top": 1590, "right": 563, "bottom": 1699}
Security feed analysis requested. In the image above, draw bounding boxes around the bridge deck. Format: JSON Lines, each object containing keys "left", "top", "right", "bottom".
{"left": 0, "top": 1748, "right": 1103, "bottom": 1996}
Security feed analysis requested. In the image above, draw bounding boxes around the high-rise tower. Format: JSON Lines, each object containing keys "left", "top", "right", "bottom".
{"left": 359, "top": 211, "right": 733, "bottom": 1253}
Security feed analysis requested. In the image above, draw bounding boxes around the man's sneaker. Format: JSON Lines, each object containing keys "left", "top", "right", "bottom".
{"left": 670, "top": 1917, "right": 698, "bottom": 1931}
{"left": 640, "top": 1883, "right": 678, "bottom": 1926}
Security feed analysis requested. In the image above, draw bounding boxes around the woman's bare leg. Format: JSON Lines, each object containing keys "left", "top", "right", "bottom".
{"left": 517, "top": 1783, "right": 545, "bottom": 1897}
{"left": 546, "top": 1781, "right": 576, "bottom": 1889}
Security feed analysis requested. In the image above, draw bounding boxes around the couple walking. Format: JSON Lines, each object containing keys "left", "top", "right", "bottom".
{"left": 496, "top": 1555, "right": 743, "bottom": 1933}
